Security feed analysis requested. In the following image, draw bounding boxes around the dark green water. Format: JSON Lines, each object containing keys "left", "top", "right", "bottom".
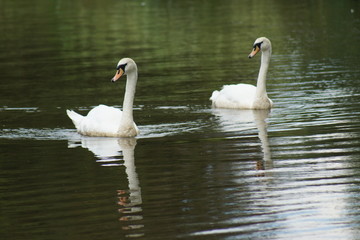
{"left": 1, "top": 0, "right": 360, "bottom": 239}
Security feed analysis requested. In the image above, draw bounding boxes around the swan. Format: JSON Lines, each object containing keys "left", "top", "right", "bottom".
{"left": 210, "top": 37, "right": 273, "bottom": 109}
{"left": 66, "top": 58, "right": 139, "bottom": 137}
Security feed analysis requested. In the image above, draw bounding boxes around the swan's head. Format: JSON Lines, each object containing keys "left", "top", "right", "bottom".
{"left": 111, "top": 58, "right": 137, "bottom": 82}
{"left": 248, "top": 37, "right": 271, "bottom": 58}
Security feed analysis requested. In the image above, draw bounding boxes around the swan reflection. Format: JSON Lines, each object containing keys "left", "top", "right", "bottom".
{"left": 68, "top": 137, "right": 143, "bottom": 238}
{"left": 212, "top": 109, "right": 272, "bottom": 171}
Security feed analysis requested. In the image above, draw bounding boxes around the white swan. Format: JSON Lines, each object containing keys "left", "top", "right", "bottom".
{"left": 66, "top": 58, "right": 139, "bottom": 137}
{"left": 210, "top": 37, "right": 273, "bottom": 109}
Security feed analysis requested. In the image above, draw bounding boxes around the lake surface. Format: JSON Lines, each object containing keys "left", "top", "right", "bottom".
{"left": 1, "top": 0, "right": 360, "bottom": 239}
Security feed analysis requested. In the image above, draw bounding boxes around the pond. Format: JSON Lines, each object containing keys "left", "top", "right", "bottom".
{"left": 1, "top": 0, "right": 360, "bottom": 239}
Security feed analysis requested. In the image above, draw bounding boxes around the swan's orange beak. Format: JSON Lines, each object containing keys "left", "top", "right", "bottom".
{"left": 111, "top": 69, "right": 124, "bottom": 82}
{"left": 248, "top": 46, "right": 260, "bottom": 59}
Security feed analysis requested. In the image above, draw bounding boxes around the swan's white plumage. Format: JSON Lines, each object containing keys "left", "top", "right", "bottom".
{"left": 67, "top": 58, "right": 139, "bottom": 138}
{"left": 211, "top": 37, "right": 273, "bottom": 110}
{"left": 210, "top": 83, "right": 257, "bottom": 109}
{"left": 67, "top": 105, "right": 126, "bottom": 137}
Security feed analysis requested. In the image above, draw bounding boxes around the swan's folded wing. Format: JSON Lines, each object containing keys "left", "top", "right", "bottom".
{"left": 79, "top": 105, "right": 123, "bottom": 136}
{"left": 212, "top": 84, "right": 256, "bottom": 109}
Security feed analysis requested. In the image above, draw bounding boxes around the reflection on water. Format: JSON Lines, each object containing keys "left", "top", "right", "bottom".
{"left": 212, "top": 109, "right": 272, "bottom": 171}
{"left": 69, "top": 137, "right": 144, "bottom": 238}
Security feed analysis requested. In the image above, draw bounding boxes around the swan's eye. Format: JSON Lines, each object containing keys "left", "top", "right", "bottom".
{"left": 117, "top": 63, "right": 127, "bottom": 71}
{"left": 253, "top": 41, "right": 263, "bottom": 50}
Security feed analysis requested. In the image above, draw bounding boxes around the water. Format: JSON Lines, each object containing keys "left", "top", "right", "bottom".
{"left": 1, "top": 0, "right": 360, "bottom": 239}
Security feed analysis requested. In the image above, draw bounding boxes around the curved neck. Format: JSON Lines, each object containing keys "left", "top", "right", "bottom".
{"left": 256, "top": 49, "right": 271, "bottom": 98}
{"left": 121, "top": 70, "right": 137, "bottom": 123}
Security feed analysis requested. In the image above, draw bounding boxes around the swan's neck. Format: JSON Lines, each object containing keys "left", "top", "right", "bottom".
{"left": 255, "top": 49, "right": 271, "bottom": 98}
{"left": 121, "top": 70, "right": 137, "bottom": 124}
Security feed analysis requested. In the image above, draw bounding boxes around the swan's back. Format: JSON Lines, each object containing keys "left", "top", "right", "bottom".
{"left": 211, "top": 83, "right": 257, "bottom": 109}
{"left": 67, "top": 105, "right": 123, "bottom": 137}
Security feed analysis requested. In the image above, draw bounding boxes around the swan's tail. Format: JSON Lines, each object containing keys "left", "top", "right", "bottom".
{"left": 210, "top": 90, "right": 220, "bottom": 101}
{"left": 66, "top": 110, "right": 84, "bottom": 130}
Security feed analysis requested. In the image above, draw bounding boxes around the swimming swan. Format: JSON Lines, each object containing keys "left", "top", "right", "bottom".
{"left": 210, "top": 37, "right": 273, "bottom": 109}
{"left": 67, "top": 58, "right": 139, "bottom": 137}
